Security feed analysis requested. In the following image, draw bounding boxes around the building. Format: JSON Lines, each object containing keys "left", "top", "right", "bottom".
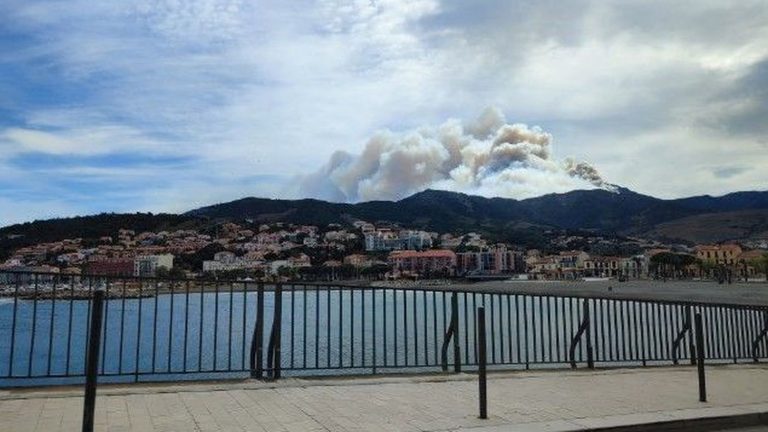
{"left": 526, "top": 256, "right": 558, "bottom": 278}
{"left": 388, "top": 250, "right": 456, "bottom": 276}
{"left": 583, "top": 256, "right": 621, "bottom": 277}
{"left": 343, "top": 254, "right": 373, "bottom": 268}
{"left": 695, "top": 244, "right": 743, "bottom": 266}
{"left": 289, "top": 254, "right": 312, "bottom": 268}
{"left": 583, "top": 256, "right": 643, "bottom": 278}
{"left": 266, "top": 254, "right": 312, "bottom": 276}
{"left": 85, "top": 258, "right": 135, "bottom": 277}
{"left": 134, "top": 254, "right": 174, "bottom": 277}
{"left": 202, "top": 252, "right": 264, "bottom": 273}
{"left": 556, "top": 251, "right": 590, "bottom": 278}
{"left": 365, "top": 230, "right": 432, "bottom": 251}
{"left": 0, "top": 265, "right": 60, "bottom": 283}
{"left": 622, "top": 255, "right": 645, "bottom": 278}
{"left": 456, "top": 245, "right": 524, "bottom": 275}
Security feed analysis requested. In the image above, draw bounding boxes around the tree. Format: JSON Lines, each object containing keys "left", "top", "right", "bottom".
{"left": 748, "top": 253, "right": 768, "bottom": 282}
{"left": 154, "top": 266, "right": 171, "bottom": 279}
{"left": 169, "top": 266, "right": 187, "bottom": 279}
{"left": 277, "top": 266, "right": 297, "bottom": 280}
{"left": 175, "top": 243, "right": 225, "bottom": 271}
{"left": 650, "top": 252, "right": 697, "bottom": 279}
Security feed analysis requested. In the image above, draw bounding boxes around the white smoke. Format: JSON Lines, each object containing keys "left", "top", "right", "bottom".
{"left": 563, "top": 158, "right": 618, "bottom": 193}
{"left": 298, "top": 108, "right": 616, "bottom": 202}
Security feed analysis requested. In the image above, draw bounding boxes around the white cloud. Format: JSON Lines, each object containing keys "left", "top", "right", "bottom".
{"left": 0, "top": 124, "right": 169, "bottom": 156}
{"left": 0, "top": 0, "right": 767, "bottom": 225}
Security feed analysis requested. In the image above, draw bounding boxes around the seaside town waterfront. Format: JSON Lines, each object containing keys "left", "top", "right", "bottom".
{"left": 2, "top": 220, "right": 767, "bottom": 291}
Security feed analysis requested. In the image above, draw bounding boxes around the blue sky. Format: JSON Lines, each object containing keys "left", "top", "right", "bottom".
{"left": 1, "top": 0, "right": 767, "bottom": 226}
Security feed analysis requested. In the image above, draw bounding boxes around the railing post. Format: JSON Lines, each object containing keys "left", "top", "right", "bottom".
{"left": 266, "top": 283, "right": 283, "bottom": 380}
{"left": 694, "top": 312, "right": 707, "bottom": 403}
{"left": 688, "top": 306, "right": 696, "bottom": 365}
{"left": 274, "top": 283, "right": 283, "bottom": 379}
{"left": 452, "top": 293, "right": 461, "bottom": 373}
{"left": 753, "top": 310, "right": 768, "bottom": 363}
{"left": 585, "top": 300, "right": 594, "bottom": 369}
{"left": 569, "top": 299, "right": 592, "bottom": 369}
{"left": 249, "top": 282, "right": 265, "bottom": 379}
{"left": 82, "top": 287, "right": 105, "bottom": 432}
{"left": 372, "top": 288, "right": 377, "bottom": 375}
{"left": 441, "top": 292, "right": 461, "bottom": 373}
{"left": 672, "top": 305, "right": 693, "bottom": 365}
{"left": 477, "top": 307, "right": 487, "bottom": 420}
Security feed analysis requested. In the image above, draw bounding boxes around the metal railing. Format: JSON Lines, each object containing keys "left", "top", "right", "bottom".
{"left": 1, "top": 270, "right": 767, "bottom": 387}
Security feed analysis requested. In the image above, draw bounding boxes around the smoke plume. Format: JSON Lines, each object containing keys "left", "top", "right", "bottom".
{"left": 298, "top": 108, "right": 616, "bottom": 202}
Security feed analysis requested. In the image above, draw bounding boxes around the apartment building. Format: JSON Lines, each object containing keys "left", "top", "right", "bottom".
{"left": 365, "top": 229, "right": 432, "bottom": 251}
{"left": 456, "top": 245, "right": 524, "bottom": 275}
{"left": 695, "top": 244, "right": 743, "bottom": 266}
{"left": 388, "top": 250, "right": 456, "bottom": 275}
{"left": 134, "top": 254, "right": 174, "bottom": 277}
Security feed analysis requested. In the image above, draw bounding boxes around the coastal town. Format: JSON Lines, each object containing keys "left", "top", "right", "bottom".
{"left": 1, "top": 219, "right": 767, "bottom": 284}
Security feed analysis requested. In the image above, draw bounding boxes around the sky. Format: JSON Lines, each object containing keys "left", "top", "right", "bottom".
{"left": 1, "top": 0, "right": 767, "bottom": 226}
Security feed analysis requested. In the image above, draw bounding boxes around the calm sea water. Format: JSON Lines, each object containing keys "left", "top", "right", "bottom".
{"left": 0, "top": 284, "right": 764, "bottom": 387}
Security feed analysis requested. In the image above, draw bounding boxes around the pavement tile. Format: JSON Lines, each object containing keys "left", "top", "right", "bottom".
{"left": 1, "top": 365, "right": 767, "bottom": 432}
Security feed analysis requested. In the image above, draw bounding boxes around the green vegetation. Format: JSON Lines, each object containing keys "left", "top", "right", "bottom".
{"left": 748, "top": 253, "right": 768, "bottom": 281}
{"left": 649, "top": 252, "right": 699, "bottom": 278}
{"left": 154, "top": 266, "right": 187, "bottom": 279}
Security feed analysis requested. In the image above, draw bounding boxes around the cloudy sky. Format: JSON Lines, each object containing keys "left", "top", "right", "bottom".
{"left": 1, "top": 0, "right": 767, "bottom": 226}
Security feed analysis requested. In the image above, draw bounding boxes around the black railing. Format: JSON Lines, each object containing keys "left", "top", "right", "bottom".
{"left": 0, "top": 270, "right": 767, "bottom": 387}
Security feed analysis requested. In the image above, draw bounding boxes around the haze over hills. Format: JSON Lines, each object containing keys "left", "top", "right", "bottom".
{"left": 2, "top": 188, "right": 768, "bottom": 258}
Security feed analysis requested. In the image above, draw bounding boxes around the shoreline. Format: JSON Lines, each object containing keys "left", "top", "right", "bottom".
{"left": 1, "top": 278, "right": 766, "bottom": 305}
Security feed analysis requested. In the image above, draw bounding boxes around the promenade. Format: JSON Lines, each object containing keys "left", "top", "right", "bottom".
{"left": 2, "top": 364, "right": 767, "bottom": 432}
{"left": 444, "top": 280, "right": 768, "bottom": 307}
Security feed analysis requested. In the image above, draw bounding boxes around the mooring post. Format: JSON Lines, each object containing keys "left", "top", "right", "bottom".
{"left": 477, "top": 306, "right": 488, "bottom": 419}
{"left": 82, "top": 287, "right": 105, "bottom": 432}
{"left": 695, "top": 312, "right": 707, "bottom": 403}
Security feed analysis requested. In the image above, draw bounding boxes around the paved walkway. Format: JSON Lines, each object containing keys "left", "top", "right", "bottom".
{"left": 1, "top": 365, "right": 767, "bottom": 432}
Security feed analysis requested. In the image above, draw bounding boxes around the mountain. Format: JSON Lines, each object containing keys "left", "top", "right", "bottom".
{"left": 675, "top": 191, "right": 768, "bottom": 212}
{"left": 186, "top": 187, "right": 768, "bottom": 242}
{"left": 3, "top": 188, "right": 768, "bottom": 258}
{"left": 641, "top": 209, "right": 768, "bottom": 244}
{"left": 513, "top": 187, "right": 693, "bottom": 232}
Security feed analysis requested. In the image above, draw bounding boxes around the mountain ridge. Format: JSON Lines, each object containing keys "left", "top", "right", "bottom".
{"left": 3, "top": 187, "right": 768, "bottom": 259}
{"left": 184, "top": 187, "right": 768, "bottom": 241}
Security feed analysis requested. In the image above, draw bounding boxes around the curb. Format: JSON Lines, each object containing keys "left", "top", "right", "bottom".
{"left": 585, "top": 411, "right": 768, "bottom": 432}
{"left": 457, "top": 405, "right": 768, "bottom": 432}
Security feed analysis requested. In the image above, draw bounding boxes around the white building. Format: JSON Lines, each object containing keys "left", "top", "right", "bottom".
{"left": 365, "top": 230, "right": 432, "bottom": 251}
{"left": 134, "top": 254, "right": 174, "bottom": 277}
{"left": 202, "top": 251, "right": 263, "bottom": 273}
